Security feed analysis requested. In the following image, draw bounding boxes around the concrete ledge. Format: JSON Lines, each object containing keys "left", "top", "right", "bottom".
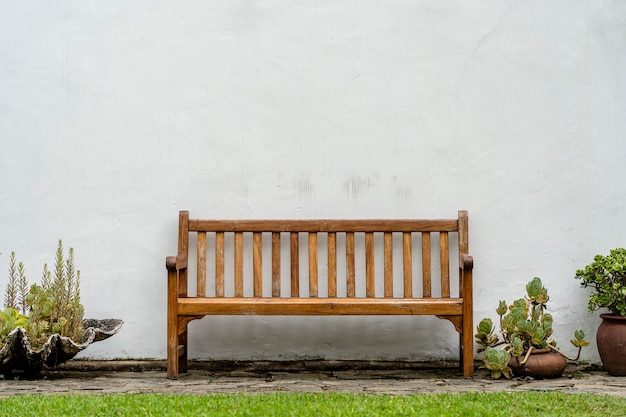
{"left": 55, "top": 359, "right": 464, "bottom": 373}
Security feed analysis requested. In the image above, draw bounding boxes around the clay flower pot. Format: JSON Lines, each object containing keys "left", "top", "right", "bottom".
{"left": 0, "top": 318, "right": 123, "bottom": 376}
{"left": 508, "top": 348, "right": 567, "bottom": 379}
{"left": 597, "top": 314, "right": 626, "bottom": 376}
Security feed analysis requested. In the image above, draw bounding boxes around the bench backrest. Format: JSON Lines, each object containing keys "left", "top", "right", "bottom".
{"left": 174, "top": 211, "right": 469, "bottom": 299}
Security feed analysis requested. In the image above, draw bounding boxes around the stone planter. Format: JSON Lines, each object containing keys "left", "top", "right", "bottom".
{"left": 508, "top": 348, "right": 567, "bottom": 379}
{"left": 597, "top": 314, "right": 626, "bottom": 376}
{"left": 0, "top": 319, "right": 123, "bottom": 376}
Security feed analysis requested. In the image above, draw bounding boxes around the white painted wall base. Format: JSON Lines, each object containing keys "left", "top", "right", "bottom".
{"left": 1, "top": 1, "right": 625, "bottom": 363}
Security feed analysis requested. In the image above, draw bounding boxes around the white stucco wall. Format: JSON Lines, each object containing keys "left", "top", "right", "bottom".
{"left": 1, "top": 1, "right": 624, "bottom": 363}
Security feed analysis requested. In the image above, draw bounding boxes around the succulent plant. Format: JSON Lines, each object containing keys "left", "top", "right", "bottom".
{"left": 476, "top": 277, "right": 589, "bottom": 379}
{"left": 482, "top": 347, "right": 512, "bottom": 380}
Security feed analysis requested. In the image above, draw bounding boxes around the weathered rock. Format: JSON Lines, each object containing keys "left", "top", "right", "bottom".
{"left": 0, "top": 319, "right": 122, "bottom": 376}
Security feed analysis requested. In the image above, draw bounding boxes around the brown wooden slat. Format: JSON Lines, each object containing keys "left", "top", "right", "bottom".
{"left": 458, "top": 210, "right": 468, "bottom": 255}
{"left": 309, "top": 232, "right": 318, "bottom": 297}
{"left": 272, "top": 232, "right": 281, "bottom": 297}
{"left": 234, "top": 232, "right": 244, "bottom": 297}
{"left": 403, "top": 232, "right": 412, "bottom": 297}
{"left": 327, "top": 232, "right": 337, "bottom": 298}
{"left": 166, "top": 266, "right": 178, "bottom": 378}
{"left": 178, "top": 211, "right": 189, "bottom": 296}
{"left": 422, "top": 232, "right": 431, "bottom": 298}
{"left": 253, "top": 232, "right": 262, "bottom": 297}
{"left": 178, "top": 297, "right": 464, "bottom": 316}
{"left": 290, "top": 232, "right": 299, "bottom": 297}
{"left": 384, "top": 232, "right": 393, "bottom": 298}
{"left": 215, "top": 232, "right": 225, "bottom": 297}
{"left": 440, "top": 231, "right": 450, "bottom": 298}
{"left": 346, "top": 232, "right": 355, "bottom": 298}
{"left": 365, "top": 232, "right": 375, "bottom": 298}
{"left": 197, "top": 232, "right": 207, "bottom": 297}
{"left": 189, "top": 219, "right": 458, "bottom": 233}
{"left": 458, "top": 210, "right": 473, "bottom": 377}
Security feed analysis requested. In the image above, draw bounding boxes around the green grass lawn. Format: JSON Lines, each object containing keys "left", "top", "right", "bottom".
{"left": 0, "top": 392, "right": 624, "bottom": 417}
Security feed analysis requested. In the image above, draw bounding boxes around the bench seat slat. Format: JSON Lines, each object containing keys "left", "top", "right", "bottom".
{"left": 216, "top": 232, "right": 225, "bottom": 297}
{"left": 272, "top": 232, "right": 281, "bottom": 297}
{"left": 422, "top": 232, "right": 431, "bottom": 298}
{"left": 384, "top": 232, "right": 393, "bottom": 298}
{"left": 234, "top": 232, "right": 244, "bottom": 297}
{"left": 328, "top": 232, "right": 337, "bottom": 297}
{"left": 309, "top": 232, "right": 318, "bottom": 297}
{"left": 440, "top": 232, "right": 450, "bottom": 298}
{"left": 189, "top": 219, "right": 458, "bottom": 233}
{"left": 197, "top": 232, "right": 207, "bottom": 297}
{"left": 403, "top": 232, "right": 412, "bottom": 297}
{"left": 290, "top": 232, "right": 299, "bottom": 296}
{"left": 346, "top": 232, "right": 356, "bottom": 297}
{"left": 365, "top": 232, "right": 375, "bottom": 297}
{"left": 253, "top": 232, "right": 263, "bottom": 297}
{"left": 177, "top": 297, "right": 463, "bottom": 316}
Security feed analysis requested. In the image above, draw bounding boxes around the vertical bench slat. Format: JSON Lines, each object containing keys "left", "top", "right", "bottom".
{"left": 215, "top": 232, "right": 225, "bottom": 297}
{"left": 272, "top": 232, "right": 281, "bottom": 297}
{"left": 458, "top": 209, "right": 470, "bottom": 296}
{"left": 253, "top": 232, "right": 262, "bottom": 297}
{"left": 234, "top": 232, "right": 244, "bottom": 297}
{"left": 197, "top": 232, "right": 207, "bottom": 297}
{"left": 440, "top": 231, "right": 450, "bottom": 298}
{"left": 403, "top": 232, "right": 412, "bottom": 297}
{"left": 290, "top": 232, "right": 299, "bottom": 297}
{"left": 346, "top": 232, "right": 356, "bottom": 298}
{"left": 459, "top": 211, "right": 469, "bottom": 256}
{"left": 384, "top": 232, "right": 393, "bottom": 298}
{"left": 309, "top": 233, "right": 318, "bottom": 297}
{"left": 327, "top": 232, "right": 337, "bottom": 298}
{"left": 365, "top": 232, "right": 375, "bottom": 298}
{"left": 178, "top": 211, "right": 189, "bottom": 297}
{"left": 422, "top": 232, "right": 431, "bottom": 298}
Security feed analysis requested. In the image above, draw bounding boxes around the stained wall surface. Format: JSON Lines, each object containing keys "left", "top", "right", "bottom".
{"left": 1, "top": 1, "right": 624, "bottom": 363}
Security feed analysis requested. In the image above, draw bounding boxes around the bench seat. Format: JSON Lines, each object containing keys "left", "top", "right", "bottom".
{"left": 176, "top": 297, "right": 464, "bottom": 316}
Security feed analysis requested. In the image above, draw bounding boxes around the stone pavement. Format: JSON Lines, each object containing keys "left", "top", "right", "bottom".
{"left": 1, "top": 360, "right": 625, "bottom": 397}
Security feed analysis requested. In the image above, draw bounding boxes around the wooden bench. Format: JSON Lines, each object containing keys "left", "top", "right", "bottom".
{"left": 166, "top": 210, "right": 474, "bottom": 379}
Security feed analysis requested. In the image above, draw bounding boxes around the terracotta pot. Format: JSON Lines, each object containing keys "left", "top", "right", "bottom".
{"left": 508, "top": 348, "right": 566, "bottom": 379}
{"left": 597, "top": 314, "right": 626, "bottom": 376}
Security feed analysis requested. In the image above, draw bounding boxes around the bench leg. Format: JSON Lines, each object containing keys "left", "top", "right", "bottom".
{"left": 167, "top": 318, "right": 189, "bottom": 379}
{"left": 167, "top": 335, "right": 178, "bottom": 379}
{"left": 461, "top": 268, "right": 474, "bottom": 378}
{"left": 179, "top": 330, "right": 188, "bottom": 374}
{"left": 460, "top": 332, "right": 474, "bottom": 378}
{"left": 167, "top": 268, "right": 180, "bottom": 379}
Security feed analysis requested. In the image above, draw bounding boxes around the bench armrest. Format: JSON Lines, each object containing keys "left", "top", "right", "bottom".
{"left": 460, "top": 254, "right": 473, "bottom": 270}
{"left": 166, "top": 254, "right": 188, "bottom": 272}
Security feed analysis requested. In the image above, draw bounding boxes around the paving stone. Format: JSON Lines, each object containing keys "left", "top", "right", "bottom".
{"left": 1, "top": 361, "right": 625, "bottom": 397}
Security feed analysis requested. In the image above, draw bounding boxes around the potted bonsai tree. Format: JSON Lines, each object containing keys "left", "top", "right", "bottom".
{"left": 575, "top": 248, "right": 626, "bottom": 376}
{"left": 475, "top": 277, "right": 588, "bottom": 379}
{"left": 0, "top": 241, "right": 123, "bottom": 376}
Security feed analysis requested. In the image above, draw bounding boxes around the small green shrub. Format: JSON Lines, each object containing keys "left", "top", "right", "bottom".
{"left": 0, "top": 240, "right": 84, "bottom": 349}
{"left": 0, "top": 307, "right": 29, "bottom": 344}
{"left": 575, "top": 248, "right": 626, "bottom": 316}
